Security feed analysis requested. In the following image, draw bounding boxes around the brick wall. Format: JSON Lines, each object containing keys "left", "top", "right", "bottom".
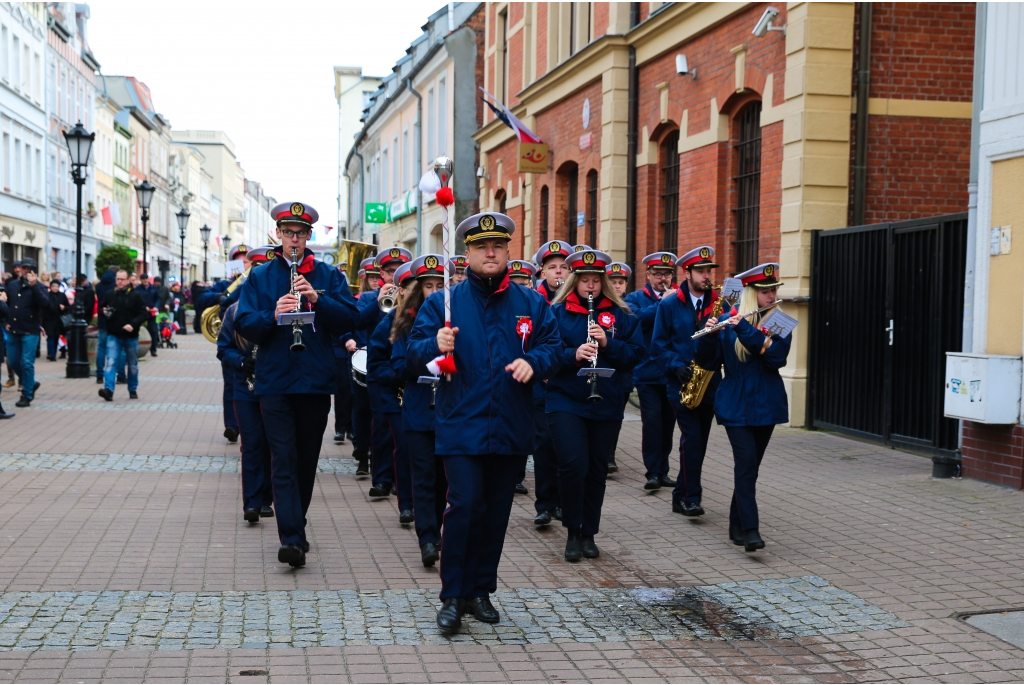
{"left": 593, "top": 3, "right": 609, "bottom": 38}
{"left": 961, "top": 422, "right": 1024, "bottom": 489}
{"left": 536, "top": 4, "right": 548, "bottom": 80}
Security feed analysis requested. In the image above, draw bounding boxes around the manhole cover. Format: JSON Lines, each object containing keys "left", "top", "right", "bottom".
{"left": 960, "top": 610, "right": 1024, "bottom": 650}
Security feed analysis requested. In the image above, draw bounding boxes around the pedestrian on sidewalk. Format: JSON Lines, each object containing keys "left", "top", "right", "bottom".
{"left": 98, "top": 270, "right": 147, "bottom": 402}
{"left": 5, "top": 258, "right": 49, "bottom": 408}
{"left": 136, "top": 274, "right": 160, "bottom": 358}
{"left": 42, "top": 281, "right": 69, "bottom": 361}
{"left": 0, "top": 287, "right": 14, "bottom": 418}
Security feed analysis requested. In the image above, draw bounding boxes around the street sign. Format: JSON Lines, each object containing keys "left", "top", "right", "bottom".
{"left": 517, "top": 142, "right": 549, "bottom": 174}
{"left": 127, "top": 249, "right": 138, "bottom": 258}
{"left": 365, "top": 203, "right": 387, "bottom": 224}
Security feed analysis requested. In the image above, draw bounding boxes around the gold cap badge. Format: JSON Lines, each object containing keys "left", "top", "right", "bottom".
{"left": 550, "top": 242, "right": 561, "bottom": 253}
{"left": 511, "top": 261, "right": 522, "bottom": 271}
{"left": 661, "top": 254, "right": 672, "bottom": 264}
{"left": 290, "top": 203, "right": 305, "bottom": 216}
{"left": 583, "top": 251, "right": 596, "bottom": 265}
{"left": 480, "top": 215, "right": 496, "bottom": 231}
{"left": 700, "top": 247, "right": 710, "bottom": 259}
{"left": 425, "top": 256, "right": 438, "bottom": 269}
{"left": 764, "top": 264, "right": 774, "bottom": 277}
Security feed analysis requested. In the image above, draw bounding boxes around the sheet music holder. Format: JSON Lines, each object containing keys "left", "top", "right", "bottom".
{"left": 276, "top": 311, "right": 316, "bottom": 326}
{"left": 577, "top": 367, "right": 615, "bottom": 378}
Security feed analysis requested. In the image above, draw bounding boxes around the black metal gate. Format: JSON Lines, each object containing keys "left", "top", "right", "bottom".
{"left": 809, "top": 213, "right": 967, "bottom": 457}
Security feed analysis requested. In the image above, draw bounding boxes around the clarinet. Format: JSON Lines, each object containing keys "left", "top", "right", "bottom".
{"left": 586, "top": 293, "right": 602, "bottom": 403}
{"left": 289, "top": 247, "right": 306, "bottom": 352}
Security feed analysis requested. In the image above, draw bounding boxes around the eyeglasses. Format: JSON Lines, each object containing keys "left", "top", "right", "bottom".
{"left": 280, "top": 228, "right": 311, "bottom": 239}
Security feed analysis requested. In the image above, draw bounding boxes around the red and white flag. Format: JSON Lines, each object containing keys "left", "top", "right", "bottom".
{"left": 479, "top": 87, "right": 541, "bottom": 144}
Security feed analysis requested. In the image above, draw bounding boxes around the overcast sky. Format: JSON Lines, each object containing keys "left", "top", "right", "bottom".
{"left": 88, "top": 0, "right": 435, "bottom": 244}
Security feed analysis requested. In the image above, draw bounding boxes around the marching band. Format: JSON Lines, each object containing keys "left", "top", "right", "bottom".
{"left": 216, "top": 174, "right": 792, "bottom": 633}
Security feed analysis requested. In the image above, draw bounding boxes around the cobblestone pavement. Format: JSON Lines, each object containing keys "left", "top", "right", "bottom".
{"left": 0, "top": 336, "right": 1022, "bottom": 682}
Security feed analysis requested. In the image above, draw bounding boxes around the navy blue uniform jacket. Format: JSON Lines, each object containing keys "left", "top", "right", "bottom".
{"left": 407, "top": 270, "right": 563, "bottom": 456}
{"left": 650, "top": 289, "right": 721, "bottom": 406}
{"left": 216, "top": 303, "right": 255, "bottom": 399}
{"left": 624, "top": 284, "right": 666, "bottom": 385}
{"left": 391, "top": 326, "right": 435, "bottom": 433}
{"left": 546, "top": 293, "right": 645, "bottom": 421}
{"left": 695, "top": 316, "right": 792, "bottom": 426}
{"left": 195, "top": 278, "right": 231, "bottom": 310}
{"left": 234, "top": 248, "right": 357, "bottom": 396}
{"left": 367, "top": 311, "right": 402, "bottom": 414}
{"left": 354, "top": 288, "right": 384, "bottom": 347}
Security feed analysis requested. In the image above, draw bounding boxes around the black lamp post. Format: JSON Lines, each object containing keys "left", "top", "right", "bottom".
{"left": 62, "top": 121, "right": 94, "bottom": 380}
{"left": 175, "top": 207, "right": 190, "bottom": 285}
{"left": 200, "top": 224, "right": 211, "bottom": 281}
{"left": 134, "top": 180, "right": 155, "bottom": 273}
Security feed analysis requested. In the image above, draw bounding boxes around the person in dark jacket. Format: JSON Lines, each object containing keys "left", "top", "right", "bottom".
{"left": 42, "top": 281, "right": 70, "bottom": 360}
{"left": 604, "top": 261, "right": 634, "bottom": 473}
{"left": 97, "top": 270, "right": 148, "bottom": 401}
{"left": 623, "top": 252, "right": 679, "bottom": 488}
{"left": 547, "top": 250, "right": 645, "bottom": 562}
{"left": 366, "top": 262, "right": 415, "bottom": 520}
{"left": 75, "top": 274, "right": 95, "bottom": 323}
{"left": 4, "top": 258, "right": 50, "bottom": 407}
{"left": 94, "top": 267, "right": 123, "bottom": 384}
{"left": 234, "top": 202, "right": 357, "bottom": 569}
{"left": 695, "top": 263, "right": 792, "bottom": 553}
{"left": 0, "top": 290, "right": 13, "bottom": 418}
{"left": 136, "top": 274, "right": 160, "bottom": 357}
{"left": 390, "top": 254, "right": 447, "bottom": 567}
{"left": 407, "top": 212, "right": 562, "bottom": 635}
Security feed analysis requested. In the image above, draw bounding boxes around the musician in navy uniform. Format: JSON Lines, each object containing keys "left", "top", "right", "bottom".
{"left": 650, "top": 246, "right": 720, "bottom": 517}
{"left": 548, "top": 250, "right": 644, "bottom": 561}
{"left": 604, "top": 261, "right": 632, "bottom": 473}
{"left": 356, "top": 247, "right": 412, "bottom": 498}
{"left": 448, "top": 255, "right": 468, "bottom": 284}
{"left": 235, "top": 202, "right": 358, "bottom": 568}
{"left": 624, "top": 252, "right": 678, "bottom": 490}
{"left": 695, "top": 263, "right": 791, "bottom": 552}
{"left": 508, "top": 258, "right": 537, "bottom": 495}
{"left": 408, "top": 212, "right": 562, "bottom": 634}
{"left": 348, "top": 257, "right": 381, "bottom": 475}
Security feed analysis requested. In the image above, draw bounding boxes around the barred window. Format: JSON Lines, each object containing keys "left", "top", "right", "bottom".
{"left": 539, "top": 185, "right": 549, "bottom": 243}
{"left": 586, "top": 170, "right": 598, "bottom": 247}
{"left": 733, "top": 102, "right": 762, "bottom": 272}
{"left": 659, "top": 131, "right": 680, "bottom": 253}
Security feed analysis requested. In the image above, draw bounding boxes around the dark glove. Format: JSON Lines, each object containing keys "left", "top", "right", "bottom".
{"left": 676, "top": 365, "right": 695, "bottom": 385}
{"left": 217, "top": 294, "right": 228, "bottom": 306}
{"left": 241, "top": 357, "right": 256, "bottom": 375}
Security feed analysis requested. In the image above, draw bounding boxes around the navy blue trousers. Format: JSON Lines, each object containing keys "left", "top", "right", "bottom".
{"left": 406, "top": 430, "right": 447, "bottom": 546}
{"left": 221, "top": 366, "right": 238, "bottom": 431}
{"left": 234, "top": 399, "right": 272, "bottom": 511}
{"left": 259, "top": 393, "right": 330, "bottom": 547}
{"left": 532, "top": 399, "right": 560, "bottom": 514}
{"left": 637, "top": 383, "right": 674, "bottom": 479}
{"left": 439, "top": 454, "right": 525, "bottom": 600}
{"left": 725, "top": 425, "right": 775, "bottom": 531}
{"left": 608, "top": 388, "right": 631, "bottom": 465}
{"left": 670, "top": 398, "right": 715, "bottom": 505}
{"left": 548, "top": 412, "right": 619, "bottom": 535}
{"left": 350, "top": 377, "right": 371, "bottom": 461}
{"left": 333, "top": 356, "right": 352, "bottom": 435}
{"left": 385, "top": 412, "right": 413, "bottom": 510}
{"left": 367, "top": 383, "right": 395, "bottom": 486}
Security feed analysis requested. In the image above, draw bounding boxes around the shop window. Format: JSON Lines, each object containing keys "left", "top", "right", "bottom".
{"left": 733, "top": 102, "right": 762, "bottom": 272}
{"left": 659, "top": 131, "right": 680, "bottom": 253}
{"left": 586, "top": 170, "right": 598, "bottom": 247}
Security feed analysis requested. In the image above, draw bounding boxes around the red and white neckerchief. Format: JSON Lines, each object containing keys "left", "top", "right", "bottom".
{"left": 516, "top": 316, "right": 533, "bottom": 352}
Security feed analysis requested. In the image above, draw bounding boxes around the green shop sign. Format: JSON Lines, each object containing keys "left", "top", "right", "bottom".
{"left": 365, "top": 203, "right": 387, "bottom": 224}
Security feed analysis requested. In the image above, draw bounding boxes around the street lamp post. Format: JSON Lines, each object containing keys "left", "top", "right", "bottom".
{"left": 134, "top": 181, "right": 155, "bottom": 273}
{"left": 175, "top": 208, "right": 190, "bottom": 286}
{"left": 200, "top": 224, "right": 211, "bottom": 282}
{"left": 62, "top": 122, "right": 95, "bottom": 380}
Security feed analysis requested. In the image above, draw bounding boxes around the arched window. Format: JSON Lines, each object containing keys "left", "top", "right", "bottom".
{"left": 495, "top": 189, "right": 507, "bottom": 215}
{"left": 659, "top": 131, "right": 680, "bottom": 253}
{"left": 558, "top": 163, "right": 579, "bottom": 245}
{"left": 586, "top": 170, "right": 598, "bottom": 247}
{"left": 733, "top": 102, "right": 762, "bottom": 271}
{"left": 539, "top": 185, "right": 549, "bottom": 244}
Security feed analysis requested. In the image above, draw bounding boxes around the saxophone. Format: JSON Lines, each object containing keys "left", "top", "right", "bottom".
{"left": 679, "top": 288, "right": 725, "bottom": 410}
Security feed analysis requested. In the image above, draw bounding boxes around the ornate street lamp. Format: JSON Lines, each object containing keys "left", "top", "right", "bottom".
{"left": 199, "top": 224, "right": 211, "bottom": 282}
{"left": 134, "top": 180, "right": 155, "bottom": 272}
{"left": 175, "top": 207, "right": 190, "bottom": 286}
{"left": 62, "top": 122, "right": 94, "bottom": 380}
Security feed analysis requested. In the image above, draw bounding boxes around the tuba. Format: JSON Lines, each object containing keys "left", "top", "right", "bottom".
{"left": 679, "top": 288, "right": 726, "bottom": 410}
{"left": 200, "top": 267, "right": 250, "bottom": 343}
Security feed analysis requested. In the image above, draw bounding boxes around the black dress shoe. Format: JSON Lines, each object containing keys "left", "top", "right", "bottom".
{"left": 581, "top": 535, "right": 600, "bottom": 559}
{"left": 514, "top": 482, "right": 528, "bottom": 495}
{"left": 743, "top": 529, "right": 765, "bottom": 552}
{"left": 399, "top": 509, "right": 414, "bottom": 525}
{"left": 465, "top": 596, "right": 500, "bottom": 623}
{"left": 278, "top": 544, "right": 305, "bottom": 567}
{"left": 553, "top": 507, "right": 562, "bottom": 521}
{"left": 223, "top": 427, "right": 239, "bottom": 443}
{"left": 116, "top": 377, "right": 127, "bottom": 384}
{"left": 260, "top": 505, "right": 275, "bottom": 518}
{"left": 333, "top": 432, "right": 346, "bottom": 444}
{"left": 607, "top": 462, "right": 617, "bottom": 473}
{"left": 658, "top": 475, "right": 676, "bottom": 488}
{"left": 368, "top": 482, "right": 392, "bottom": 498}
{"left": 672, "top": 501, "right": 705, "bottom": 517}
{"left": 0, "top": 405, "right": 14, "bottom": 419}
{"left": 96, "top": 376, "right": 103, "bottom": 384}
{"left": 243, "top": 508, "right": 260, "bottom": 523}
{"left": 14, "top": 397, "right": 30, "bottom": 408}
{"left": 644, "top": 477, "right": 661, "bottom": 491}
{"left": 420, "top": 541, "right": 439, "bottom": 567}
{"left": 436, "top": 598, "right": 463, "bottom": 634}
{"left": 32, "top": 382, "right": 39, "bottom": 391}
{"left": 355, "top": 460, "right": 369, "bottom": 477}
{"left": 129, "top": 391, "right": 138, "bottom": 400}
{"left": 729, "top": 523, "right": 744, "bottom": 546}
{"left": 98, "top": 388, "right": 113, "bottom": 401}
{"left": 301, "top": 541, "right": 310, "bottom": 553}
{"left": 533, "top": 510, "right": 552, "bottom": 527}
{"left": 564, "top": 529, "right": 583, "bottom": 562}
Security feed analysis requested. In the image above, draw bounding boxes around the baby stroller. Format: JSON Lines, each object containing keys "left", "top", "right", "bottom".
{"left": 156, "top": 311, "right": 178, "bottom": 349}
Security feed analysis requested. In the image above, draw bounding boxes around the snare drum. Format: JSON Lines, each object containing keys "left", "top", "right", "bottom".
{"left": 351, "top": 347, "right": 368, "bottom": 387}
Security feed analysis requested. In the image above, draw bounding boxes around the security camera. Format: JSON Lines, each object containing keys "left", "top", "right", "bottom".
{"left": 476, "top": 166, "right": 485, "bottom": 178}
{"left": 752, "top": 6, "right": 785, "bottom": 37}
{"left": 675, "top": 54, "right": 696, "bottom": 79}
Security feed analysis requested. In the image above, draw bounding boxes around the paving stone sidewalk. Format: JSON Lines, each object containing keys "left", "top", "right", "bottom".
{"left": 0, "top": 335, "right": 1022, "bottom": 683}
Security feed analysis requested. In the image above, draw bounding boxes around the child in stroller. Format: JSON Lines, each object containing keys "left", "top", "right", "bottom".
{"left": 156, "top": 310, "right": 178, "bottom": 349}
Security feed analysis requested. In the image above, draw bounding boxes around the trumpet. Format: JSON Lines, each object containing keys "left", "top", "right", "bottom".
{"left": 378, "top": 283, "right": 399, "bottom": 313}
{"left": 690, "top": 300, "right": 781, "bottom": 339}
{"left": 586, "top": 293, "right": 602, "bottom": 403}
{"left": 289, "top": 247, "right": 306, "bottom": 352}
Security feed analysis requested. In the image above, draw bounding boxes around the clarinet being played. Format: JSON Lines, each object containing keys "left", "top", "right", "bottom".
{"left": 586, "top": 293, "right": 602, "bottom": 403}
{"left": 289, "top": 247, "right": 305, "bottom": 352}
